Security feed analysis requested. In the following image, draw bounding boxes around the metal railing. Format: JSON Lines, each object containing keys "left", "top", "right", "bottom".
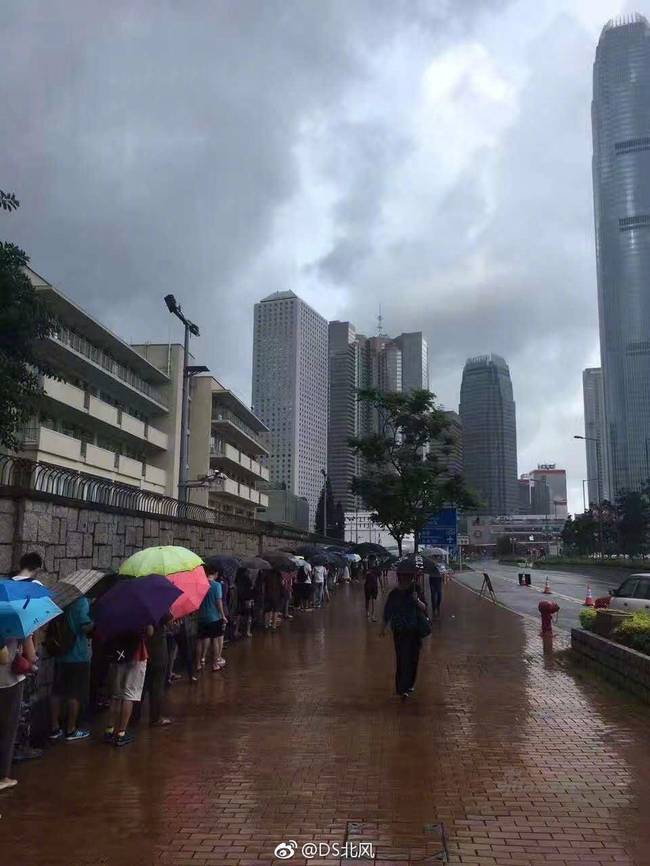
{"left": 52, "top": 327, "right": 168, "bottom": 409}
{"left": 0, "top": 454, "right": 303, "bottom": 538}
{"left": 212, "top": 409, "right": 267, "bottom": 451}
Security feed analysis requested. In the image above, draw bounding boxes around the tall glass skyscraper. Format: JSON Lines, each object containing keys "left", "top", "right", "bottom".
{"left": 592, "top": 15, "right": 650, "bottom": 493}
{"left": 459, "top": 354, "right": 518, "bottom": 515}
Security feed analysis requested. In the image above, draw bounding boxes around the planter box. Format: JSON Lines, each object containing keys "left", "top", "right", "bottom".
{"left": 593, "top": 608, "right": 631, "bottom": 637}
{"left": 571, "top": 627, "right": 650, "bottom": 703}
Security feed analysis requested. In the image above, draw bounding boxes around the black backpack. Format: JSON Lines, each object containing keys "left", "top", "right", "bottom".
{"left": 44, "top": 615, "right": 77, "bottom": 658}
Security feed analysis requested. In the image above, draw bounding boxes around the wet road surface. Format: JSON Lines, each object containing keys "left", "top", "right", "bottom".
{"left": 2, "top": 579, "right": 650, "bottom": 865}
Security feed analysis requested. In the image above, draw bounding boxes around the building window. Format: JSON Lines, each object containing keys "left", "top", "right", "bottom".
{"left": 615, "top": 136, "right": 650, "bottom": 155}
{"left": 619, "top": 214, "right": 650, "bottom": 231}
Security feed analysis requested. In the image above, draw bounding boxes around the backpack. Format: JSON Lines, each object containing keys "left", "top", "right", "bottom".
{"left": 44, "top": 615, "right": 77, "bottom": 658}
{"left": 103, "top": 632, "right": 141, "bottom": 664}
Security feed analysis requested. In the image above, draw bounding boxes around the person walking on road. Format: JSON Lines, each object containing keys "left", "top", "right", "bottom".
{"left": 428, "top": 562, "right": 443, "bottom": 617}
{"left": 381, "top": 571, "right": 427, "bottom": 699}
{"left": 364, "top": 558, "right": 380, "bottom": 622}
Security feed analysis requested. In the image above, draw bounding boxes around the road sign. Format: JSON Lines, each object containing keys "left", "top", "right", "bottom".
{"left": 420, "top": 508, "right": 457, "bottom": 548}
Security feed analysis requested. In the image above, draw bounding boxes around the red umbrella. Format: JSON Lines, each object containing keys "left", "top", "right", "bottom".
{"left": 166, "top": 565, "right": 210, "bottom": 619}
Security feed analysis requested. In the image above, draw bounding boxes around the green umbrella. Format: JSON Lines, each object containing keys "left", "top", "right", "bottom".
{"left": 119, "top": 546, "right": 203, "bottom": 578}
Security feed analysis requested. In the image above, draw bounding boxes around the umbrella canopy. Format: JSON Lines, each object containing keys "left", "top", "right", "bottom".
{"left": 166, "top": 565, "right": 210, "bottom": 619}
{"left": 295, "top": 544, "right": 327, "bottom": 558}
{"left": 119, "top": 546, "right": 202, "bottom": 578}
{"left": 203, "top": 554, "right": 240, "bottom": 584}
{"left": 43, "top": 569, "right": 107, "bottom": 609}
{"left": 260, "top": 552, "right": 298, "bottom": 572}
{"left": 0, "top": 578, "right": 52, "bottom": 602}
{"left": 241, "top": 557, "right": 271, "bottom": 571}
{"left": 352, "top": 542, "right": 388, "bottom": 556}
{"left": 309, "top": 553, "right": 331, "bottom": 566}
{"left": 93, "top": 574, "right": 182, "bottom": 640}
{"left": 396, "top": 554, "right": 439, "bottom": 575}
{"left": 0, "top": 596, "right": 63, "bottom": 640}
{"left": 422, "top": 547, "right": 447, "bottom": 557}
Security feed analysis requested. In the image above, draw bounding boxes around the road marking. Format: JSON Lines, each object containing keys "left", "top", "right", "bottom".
{"left": 484, "top": 572, "right": 585, "bottom": 606}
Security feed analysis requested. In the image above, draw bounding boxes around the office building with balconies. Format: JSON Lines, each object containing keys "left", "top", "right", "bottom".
{"left": 20, "top": 268, "right": 170, "bottom": 494}
{"left": 189, "top": 376, "right": 269, "bottom": 519}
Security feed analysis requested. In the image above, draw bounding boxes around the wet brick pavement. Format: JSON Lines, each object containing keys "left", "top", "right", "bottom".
{"left": 1, "top": 578, "right": 650, "bottom": 865}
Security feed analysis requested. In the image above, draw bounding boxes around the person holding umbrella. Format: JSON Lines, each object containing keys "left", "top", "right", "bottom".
{"left": 380, "top": 563, "right": 429, "bottom": 699}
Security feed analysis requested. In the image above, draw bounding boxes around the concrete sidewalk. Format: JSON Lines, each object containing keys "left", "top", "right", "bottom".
{"left": 1, "top": 579, "right": 649, "bottom": 865}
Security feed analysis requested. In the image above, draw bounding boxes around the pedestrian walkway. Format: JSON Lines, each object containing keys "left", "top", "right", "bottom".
{"left": 2, "top": 579, "right": 650, "bottom": 865}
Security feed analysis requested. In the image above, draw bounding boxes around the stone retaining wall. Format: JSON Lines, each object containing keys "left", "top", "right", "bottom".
{"left": 571, "top": 627, "right": 650, "bottom": 704}
{"left": 0, "top": 491, "right": 325, "bottom": 578}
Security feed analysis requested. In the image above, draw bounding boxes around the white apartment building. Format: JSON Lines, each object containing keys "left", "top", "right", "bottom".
{"left": 252, "top": 291, "right": 328, "bottom": 529}
{"left": 189, "top": 376, "right": 269, "bottom": 519}
{"left": 20, "top": 269, "right": 170, "bottom": 494}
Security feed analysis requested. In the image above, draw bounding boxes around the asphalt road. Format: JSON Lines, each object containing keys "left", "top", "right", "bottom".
{"left": 453, "top": 559, "right": 619, "bottom": 632}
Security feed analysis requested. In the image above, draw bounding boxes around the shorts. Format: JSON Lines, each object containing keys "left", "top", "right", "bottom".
{"left": 198, "top": 620, "right": 225, "bottom": 639}
{"left": 365, "top": 586, "right": 378, "bottom": 600}
{"left": 109, "top": 660, "right": 147, "bottom": 702}
{"left": 53, "top": 662, "right": 91, "bottom": 703}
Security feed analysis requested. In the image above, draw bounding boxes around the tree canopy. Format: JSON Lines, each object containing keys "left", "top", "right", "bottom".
{"left": 349, "top": 388, "right": 476, "bottom": 554}
{"left": 0, "top": 191, "right": 57, "bottom": 451}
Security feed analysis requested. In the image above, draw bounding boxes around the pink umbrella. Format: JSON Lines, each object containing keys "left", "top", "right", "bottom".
{"left": 166, "top": 565, "right": 210, "bottom": 619}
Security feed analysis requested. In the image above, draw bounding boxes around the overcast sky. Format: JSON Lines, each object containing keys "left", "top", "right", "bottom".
{"left": 2, "top": 0, "right": 644, "bottom": 514}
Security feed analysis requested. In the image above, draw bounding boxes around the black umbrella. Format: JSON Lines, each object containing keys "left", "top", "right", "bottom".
{"left": 241, "top": 557, "right": 271, "bottom": 571}
{"left": 296, "top": 544, "right": 327, "bottom": 558}
{"left": 352, "top": 542, "right": 388, "bottom": 556}
{"left": 203, "top": 554, "right": 240, "bottom": 584}
{"left": 260, "top": 552, "right": 298, "bottom": 572}
{"left": 309, "top": 553, "right": 332, "bottom": 566}
{"left": 395, "top": 555, "right": 439, "bottom": 575}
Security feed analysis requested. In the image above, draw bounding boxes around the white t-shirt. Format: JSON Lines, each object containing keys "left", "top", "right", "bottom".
{"left": 313, "top": 565, "right": 326, "bottom": 584}
{"left": 0, "top": 639, "right": 25, "bottom": 689}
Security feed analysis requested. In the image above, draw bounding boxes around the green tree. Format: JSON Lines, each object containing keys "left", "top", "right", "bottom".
{"left": 0, "top": 192, "right": 58, "bottom": 451}
{"left": 616, "top": 490, "right": 650, "bottom": 555}
{"left": 350, "top": 388, "right": 476, "bottom": 554}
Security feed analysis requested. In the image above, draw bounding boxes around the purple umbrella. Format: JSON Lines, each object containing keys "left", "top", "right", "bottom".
{"left": 93, "top": 574, "right": 182, "bottom": 640}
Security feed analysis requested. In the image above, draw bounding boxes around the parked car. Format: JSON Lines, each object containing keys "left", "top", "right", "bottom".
{"left": 608, "top": 574, "right": 650, "bottom": 612}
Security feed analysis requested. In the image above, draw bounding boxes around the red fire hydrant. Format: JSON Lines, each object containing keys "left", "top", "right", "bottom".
{"left": 538, "top": 600, "right": 560, "bottom": 635}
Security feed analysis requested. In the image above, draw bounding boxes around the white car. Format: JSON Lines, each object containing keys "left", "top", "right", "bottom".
{"left": 608, "top": 574, "right": 650, "bottom": 612}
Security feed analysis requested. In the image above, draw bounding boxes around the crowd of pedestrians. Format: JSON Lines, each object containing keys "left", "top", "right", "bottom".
{"left": 0, "top": 548, "right": 449, "bottom": 803}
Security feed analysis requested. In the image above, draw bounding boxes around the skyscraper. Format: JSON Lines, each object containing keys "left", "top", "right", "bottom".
{"left": 582, "top": 367, "right": 612, "bottom": 505}
{"left": 327, "top": 325, "right": 429, "bottom": 515}
{"left": 592, "top": 15, "right": 650, "bottom": 494}
{"left": 459, "top": 354, "right": 518, "bottom": 515}
{"left": 252, "top": 291, "right": 328, "bottom": 528}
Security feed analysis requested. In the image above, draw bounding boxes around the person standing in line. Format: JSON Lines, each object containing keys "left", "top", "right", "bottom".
{"left": 280, "top": 570, "right": 294, "bottom": 622}
{"left": 263, "top": 569, "right": 283, "bottom": 630}
{"left": 364, "top": 557, "right": 381, "bottom": 622}
{"left": 0, "top": 635, "right": 37, "bottom": 790}
{"left": 381, "top": 571, "right": 427, "bottom": 699}
{"left": 428, "top": 562, "right": 443, "bottom": 617}
{"left": 195, "top": 568, "right": 227, "bottom": 671}
{"left": 312, "top": 564, "right": 326, "bottom": 608}
{"left": 49, "top": 595, "right": 94, "bottom": 742}
{"left": 141, "top": 618, "right": 172, "bottom": 727}
{"left": 103, "top": 626, "right": 153, "bottom": 747}
{"left": 234, "top": 566, "right": 255, "bottom": 637}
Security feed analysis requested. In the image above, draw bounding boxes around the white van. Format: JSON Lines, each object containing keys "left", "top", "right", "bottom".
{"left": 608, "top": 574, "right": 650, "bottom": 612}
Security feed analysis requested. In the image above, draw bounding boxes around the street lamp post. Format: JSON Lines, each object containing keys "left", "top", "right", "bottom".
{"left": 575, "top": 435, "right": 605, "bottom": 558}
{"left": 164, "top": 295, "right": 201, "bottom": 503}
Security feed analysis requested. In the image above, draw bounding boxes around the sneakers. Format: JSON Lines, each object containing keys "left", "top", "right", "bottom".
{"left": 65, "top": 729, "right": 90, "bottom": 742}
{"left": 49, "top": 728, "right": 64, "bottom": 742}
{"left": 12, "top": 747, "right": 43, "bottom": 762}
{"left": 114, "top": 731, "right": 134, "bottom": 747}
{"left": 103, "top": 728, "right": 115, "bottom": 744}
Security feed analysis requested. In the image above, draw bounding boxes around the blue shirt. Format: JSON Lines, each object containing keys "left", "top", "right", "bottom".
{"left": 198, "top": 580, "right": 223, "bottom": 624}
{"left": 60, "top": 597, "right": 93, "bottom": 663}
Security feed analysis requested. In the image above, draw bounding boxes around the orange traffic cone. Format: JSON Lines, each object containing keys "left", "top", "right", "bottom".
{"left": 543, "top": 577, "right": 551, "bottom": 594}
{"left": 584, "top": 584, "right": 594, "bottom": 607}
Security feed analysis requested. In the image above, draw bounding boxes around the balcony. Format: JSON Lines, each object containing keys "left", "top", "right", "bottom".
{"left": 209, "top": 476, "right": 268, "bottom": 508}
{"left": 210, "top": 440, "right": 270, "bottom": 482}
{"left": 211, "top": 409, "right": 268, "bottom": 455}
{"left": 43, "top": 377, "right": 168, "bottom": 451}
{"left": 19, "top": 426, "right": 167, "bottom": 494}
{"left": 49, "top": 327, "right": 168, "bottom": 411}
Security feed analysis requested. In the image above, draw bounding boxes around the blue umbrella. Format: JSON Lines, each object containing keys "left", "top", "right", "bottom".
{"left": 0, "top": 578, "right": 52, "bottom": 602}
{"left": 0, "top": 596, "right": 63, "bottom": 640}
{"left": 93, "top": 573, "right": 182, "bottom": 641}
